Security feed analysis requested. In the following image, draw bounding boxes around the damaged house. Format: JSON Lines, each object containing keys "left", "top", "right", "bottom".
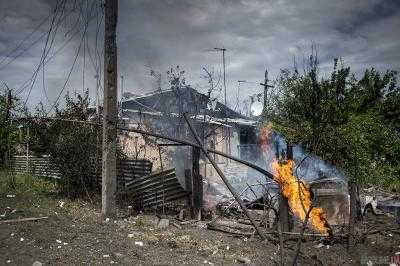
{"left": 120, "top": 86, "right": 259, "bottom": 208}
{"left": 119, "top": 85, "right": 349, "bottom": 226}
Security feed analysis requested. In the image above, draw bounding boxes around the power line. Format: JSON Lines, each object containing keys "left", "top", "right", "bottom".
{"left": 15, "top": 0, "right": 85, "bottom": 97}
{"left": 15, "top": 0, "right": 97, "bottom": 105}
{"left": 42, "top": 0, "right": 71, "bottom": 104}
{"left": 45, "top": 27, "right": 86, "bottom": 115}
{"left": 0, "top": 13, "right": 52, "bottom": 68}
{"left": 45, "top": 0, "right": 98, "bottom": 115}
{"left": 23, "top": 0, "right": 65, "bottom": 107}
{"left": 15, "top": 22, "right": 83, "bottom": 96}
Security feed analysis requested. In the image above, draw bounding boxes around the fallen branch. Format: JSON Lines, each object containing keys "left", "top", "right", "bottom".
{"left": 211, "top": 219, "right": 255, "bottom": 231}
{"left": 207, "top": 223, "right": 255, "bottom": 237}
{"left": 265, "top": 231, "right": 328, "bottom": 237}
{"left": 0, "top": 216, "right": 49, "bottom": 224}
{"left": 364, "top": 226, "right": 400, "bottom": 236}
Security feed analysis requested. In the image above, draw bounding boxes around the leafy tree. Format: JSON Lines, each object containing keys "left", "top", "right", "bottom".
{"left": 265, "top": 54, "right": 400, "bottom": 190}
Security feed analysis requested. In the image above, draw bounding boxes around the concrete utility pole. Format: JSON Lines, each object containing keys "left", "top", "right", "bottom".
{"left": 102, "top": 0, "right": 118, "bottom": 219}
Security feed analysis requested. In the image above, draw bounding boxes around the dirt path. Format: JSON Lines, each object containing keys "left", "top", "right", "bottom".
{"left": 1, "top": 191, "right": 399, "bottom": 265}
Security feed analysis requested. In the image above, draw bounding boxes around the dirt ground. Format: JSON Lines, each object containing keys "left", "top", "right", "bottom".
{"left": 1, "top": 188, "right": 400, "bottom": 265}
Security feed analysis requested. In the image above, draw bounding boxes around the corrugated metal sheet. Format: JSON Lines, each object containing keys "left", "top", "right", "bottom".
{"left": 125, "top": 168, "right": 188, "bottom": 208}
{"left": 12, "top": 155, "right": 61, "bottom": 179}
{"left": 12, "top": 156, "right": 153, "bottom": 190}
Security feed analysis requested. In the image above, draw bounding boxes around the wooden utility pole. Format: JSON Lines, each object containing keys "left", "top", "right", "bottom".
{"left": 102, "top": 0, "right": 118, "bottom": 219}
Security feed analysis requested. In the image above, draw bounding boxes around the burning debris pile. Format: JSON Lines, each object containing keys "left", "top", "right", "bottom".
{"left": 209, "top": 125, "right": 345, "bottom": 237}
{"left": 272, "top": 159, "right": 331, "bottom": 235}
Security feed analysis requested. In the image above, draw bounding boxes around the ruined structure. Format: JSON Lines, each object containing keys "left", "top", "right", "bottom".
{"left": 119, "top": 86, "right": 349, "bottom": 226}
{"left": 120, "top": 86, "right": 258, "bottom": 207}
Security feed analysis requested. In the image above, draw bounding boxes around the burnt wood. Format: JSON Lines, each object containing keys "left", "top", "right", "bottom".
{"left": 191, "top": 147, "right": 202, "bottom": 219}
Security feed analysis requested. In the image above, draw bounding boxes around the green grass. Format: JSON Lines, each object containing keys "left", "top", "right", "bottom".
{"left": 0, "top": 170, "right": 57, "bottom": 197}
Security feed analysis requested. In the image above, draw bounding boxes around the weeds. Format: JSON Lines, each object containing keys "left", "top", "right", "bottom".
{"left": 0, "top": 170, "right": 56, "bottom": 196}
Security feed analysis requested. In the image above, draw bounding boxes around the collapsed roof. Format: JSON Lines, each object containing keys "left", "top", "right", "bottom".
{"left": 121, "top": 86, "right": 253, "bottom": 123}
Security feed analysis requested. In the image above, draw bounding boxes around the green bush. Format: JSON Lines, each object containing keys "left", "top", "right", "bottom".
{"left": 29, "top": 91, "right": 101, "bottom": 198}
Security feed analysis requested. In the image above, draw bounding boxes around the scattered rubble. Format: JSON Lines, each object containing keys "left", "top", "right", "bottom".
{"left": 134, "top": 241, "right": 144, "bottom": 247}
{"left": 157, "top": 218, "right": 170, "bottom": 229}
{"left": 236, "top": 256, "right": 252, "bottom": 264}
{"left": 58, "top": 201, "right": 65, "bottom": 208}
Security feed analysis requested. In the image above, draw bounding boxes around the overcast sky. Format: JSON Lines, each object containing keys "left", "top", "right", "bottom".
{"left": 0, "top": 0, "right": 399, "bottom": 112}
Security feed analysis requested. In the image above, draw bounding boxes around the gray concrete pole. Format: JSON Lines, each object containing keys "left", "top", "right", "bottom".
{"left": 102, "top": 0, "right": 118, "bottom": 219}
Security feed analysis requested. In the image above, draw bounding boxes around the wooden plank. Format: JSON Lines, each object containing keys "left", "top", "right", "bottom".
{"left": 185, "top": 169, "right": 192, "bottom": 209}
{"left": 192, "top": 146, "right": 202, "bottom": 218}
{"left": 0, "top": 216, "right": 49, "bottom": 224}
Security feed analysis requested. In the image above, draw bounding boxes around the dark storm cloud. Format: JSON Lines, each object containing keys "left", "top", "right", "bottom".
{"left": 0, "top": 0, "right": 399, "bottom": 110}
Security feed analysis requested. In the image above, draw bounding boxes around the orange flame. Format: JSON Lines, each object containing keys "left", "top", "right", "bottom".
{"left": 272, "top": 160, "right": 330, "bottom": 235}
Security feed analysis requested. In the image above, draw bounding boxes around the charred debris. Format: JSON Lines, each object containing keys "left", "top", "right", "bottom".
{"left": 95, "top": 86, "right": 355, "bottom": 240}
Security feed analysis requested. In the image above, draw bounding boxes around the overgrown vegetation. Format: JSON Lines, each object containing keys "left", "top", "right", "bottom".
{"left": 0, "top": 89, "right": 23, "bottom": 167}
{"left": 0, "top": 170, "right": 56, "bottom": 197}
{"left": 265, "top": 51, "right": 400, "bottom": 189}
{"left": 28, "top": 91, "right": 101, "bottom": 198}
